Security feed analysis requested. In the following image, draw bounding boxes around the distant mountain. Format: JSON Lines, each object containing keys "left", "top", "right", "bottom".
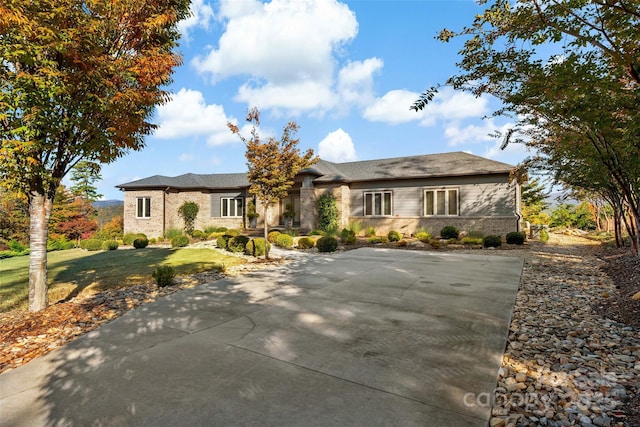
{"left": 93, "top": 199, "right": 124, "bottom": 208}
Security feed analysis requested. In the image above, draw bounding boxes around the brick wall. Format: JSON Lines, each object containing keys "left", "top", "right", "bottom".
{"left": 351, "top": 216, "right": 520, "bottom": 238}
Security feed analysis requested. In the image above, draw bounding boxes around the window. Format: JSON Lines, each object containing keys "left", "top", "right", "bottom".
{"left": 424, "top": 188, "right": 458, "bottom": 216}
{"left": 221, "top": 197, "right": 243, "bottom": 217}
{"left": 364, "top": 191, "right": 392, "bottom": 216}
{"left": 136, "top": 197, "right": 151, "bottom": 218}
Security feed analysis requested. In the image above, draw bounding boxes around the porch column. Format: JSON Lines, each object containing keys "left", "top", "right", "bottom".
{"left": 299, "top": 187, "right": 316, "bottom": 231}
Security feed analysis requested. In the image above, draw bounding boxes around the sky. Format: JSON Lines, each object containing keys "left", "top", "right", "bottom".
{"left": 85, "top": 0, "right": 532, "bottom": 201}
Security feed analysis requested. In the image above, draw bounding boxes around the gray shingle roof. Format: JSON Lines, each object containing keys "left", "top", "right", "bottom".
{"left": 116, "top": 152, "right": 513, "bottom": 190}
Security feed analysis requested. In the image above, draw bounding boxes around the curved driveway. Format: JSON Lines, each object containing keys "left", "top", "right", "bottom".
{"left": 0, "top": 247, "right": 523, "bottom": 426}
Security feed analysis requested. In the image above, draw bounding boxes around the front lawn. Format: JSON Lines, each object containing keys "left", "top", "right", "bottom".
{"left": 0, "top": 247, "right": 245, "bottom": 313}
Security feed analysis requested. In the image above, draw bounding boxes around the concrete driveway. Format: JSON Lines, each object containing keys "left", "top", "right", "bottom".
{"left": 0, "top": 247, "right": 523, "bottom": 426}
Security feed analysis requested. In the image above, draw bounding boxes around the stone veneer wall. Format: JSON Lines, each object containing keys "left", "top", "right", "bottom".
{"left": 352, "top": 216, "right": 519, "bottom": 238}
{"left": 123, "top": 190, "right": 244, "bottom": 238}
{"left": 314, "top": 184, "right": 352, "bottom": 230}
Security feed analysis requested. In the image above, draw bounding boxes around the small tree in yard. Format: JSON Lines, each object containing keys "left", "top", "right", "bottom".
{"left": 178, "top": 201, "right": 199, "bottom": 236}
{"left": 0, "top": 0, "right": 190, "bottom": 311}
{"left": 228, "top": 107, "right": 317, "bottom": 259}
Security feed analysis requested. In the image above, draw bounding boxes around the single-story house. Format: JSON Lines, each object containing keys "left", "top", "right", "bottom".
{"left": 116, "top": 151, "right": 524, "bottom": 238}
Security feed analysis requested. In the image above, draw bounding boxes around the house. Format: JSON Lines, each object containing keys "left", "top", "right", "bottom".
{"left": 116, "top": 151, "right": 523, "bottom": 238}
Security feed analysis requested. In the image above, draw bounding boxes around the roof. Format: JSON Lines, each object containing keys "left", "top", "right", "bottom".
{"left": 116, "top": 152, "right": 513, "bottom": 191}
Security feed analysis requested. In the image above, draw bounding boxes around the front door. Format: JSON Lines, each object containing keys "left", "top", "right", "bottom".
{"left": 280, "top": 195, "right": 300, "bottom": 226}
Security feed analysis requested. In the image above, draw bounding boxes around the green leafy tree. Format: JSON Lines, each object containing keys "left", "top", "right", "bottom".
{"left": 178, "top": 201, "right": 199, "bottom": 236}
{"left": 228, "top": 107, "right": 318, "bottom": 259}
{"left": 521, "top": 177, "right": 550, "bottom": 225}
{"left": 412, "top": 0, "right": 640, "bottom": 255}
{"left": 70, "top": 161, "right": 103, "bottom": 202}
{"left": 316, "top": 193, "right": 339, "bottom": 234}
{"left": 0, "top": 187, "right": 29, "bottom": 248}
{"left": 0, "top": 0, "right": 190, "bottom": 311}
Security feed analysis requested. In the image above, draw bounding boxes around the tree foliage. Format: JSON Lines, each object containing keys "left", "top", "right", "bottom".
{"left": 413, "top": 0, "right": 640, "bottom": 255}
{"left": 521, "top": 177, "right": 550, "bottom": 225}
{"left": 0, "top": 0, "right": 190, "bottom": 311}
{"left": 316, "top": 193, "right": 339, "bottom": 234}
{"left": 70, "top": 161, "right": 103, "bottom": 202}
{"left": 228, "top": 107, "right": 318, "bottom": 258}
{"left": 49, "top": 185, "right": 98, "bottom": 243}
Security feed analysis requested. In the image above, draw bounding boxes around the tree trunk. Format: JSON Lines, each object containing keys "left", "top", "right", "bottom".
{"left": 263, "top": 203, "right": 269, "bottom": 259}
{"left": 28, "top": 192, "right": 53, "bottom": 312}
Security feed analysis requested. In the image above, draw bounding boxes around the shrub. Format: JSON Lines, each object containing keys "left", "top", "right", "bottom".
{"left": 8, "top": 240, "right": 26, "bottom": 252}
{"left": 178, "top": 201, "right": 199, "bottom": 235}
{"left": 397, "top": 240, "right": 408, "bottom": 247}
{"left": 467, "top": 230, "right": 485, "bottom": 239}
{"left": 149, "top": 238, "right": 157, "bottom": 244}
{"left": 308, "top": 229, "right": 324, "bottom": 236}
{"left": 483, "top": 235, "right": 502, "bottom": 248}
{"left": 207, "top": 231, "right": 225, "bottom": 240}
{"left": 429, "top": 239, "right": 441, "bottom": 249}
{"left": 216, "top": 234, "right": 233, "bottom": 250}
{"left": 346, "top": 221, "right": 362, "bottom": 236}
{"left": 228, "top": 235, "right": 250, "bottom": 253}
{"left": 275, "top": 233, "right": 294, "bottom": 248}
{"left": 540, "top": 228, "right": 549, "bottom": 243}
{"left": 47, "top": 236, "right": 75, "bottom": 251}
{"left": 317, "top": 236, "right": 338, "bottom": 252}
{"left": 80, "top": 239, "right": 103, "bottom": 251}
{"left": 133, "top": 237, "right": 149, "bottom": 249}
{"left": 506, "top": 231, "right": 526, "bottom": 245}
{"left": 226, "top": 229, "right": 241, "bottom": 237}
{"left": 297, "top": 237, "right": 315, "bottom": 249}
{"left": 245, "top": 238, "right": 269, "bottom": 257}
{"left": 283, "top": 229, "right": 298, "bottom": 237}
{"left": 152, "top": 266, "right": 176, "bottom": 287}
{"left": 364, "top": 226, "right": 376, "bottom": 237}
{"left": 387, "top": 230, "right": 402, "bottom": 242}
{"left": 267, "top": 230, "right": 281, "bottom": 244}
{"left": 415, "top": 231, "right": 431, "bottom": 243}
{"left": 191, "top": 230, "right": 205, "bottom": 239}
{"left": 461, "top": 237, "right": 483, "bottom": 245}
{"left": 102, "top": 240, "right": 119, "bottom": 251}
{"left": 164, "top": 228, "right": 184, "bottom": 240}
{"left": 368, "top": 236, "right": 387, "bottom": 244}
{"left": 123, "top": 233, "right": 146, "bottom": 245}
{"left": 341, "top": 228, "right": 356, "bottom": 244}
{"left": 171, "top": 235, "right": 190, "bottom": 248}
{"left": 440, "top": 225, "right": 460, "bottom": 240}
{"left": 205, "top": 226, "right": 227, "bottom": 234}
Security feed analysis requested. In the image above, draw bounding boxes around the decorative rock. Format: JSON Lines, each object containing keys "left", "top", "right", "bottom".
{"left": 515, "top": 372, "right": 527, "bottom": 383}
{"left": 490, "top": 417, "right": 506, "bottom": 427}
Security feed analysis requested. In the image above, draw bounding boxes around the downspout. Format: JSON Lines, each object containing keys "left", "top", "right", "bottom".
{"left": 515, "top": 182, "right": 522, "bottom": 232}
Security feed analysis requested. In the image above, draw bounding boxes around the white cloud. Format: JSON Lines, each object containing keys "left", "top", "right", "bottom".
{"left": 337, "top": 58, "right": 383, "bottom": 107}
{"left": 443, "top": 118, "right": 511, "bottom": 146}
{"left": 178, "top": 0, "right": 215, "bottom": 41}
{"left": 193, "top": 0, "right": 360, "bottom": 114}
{"left": 154, "top": 88, "right": 237, "bottom": 146}
{"left": 318, "top": 128, "right": 357, "bottom": 162}
{"left": 362, "top": 89, "right": 426, "bottom": 124}
{"left": 363, "top": 87, "right": 489, "bottom": 127}
{"left": 179, "top": 153, "right": 195, "bottom": 162}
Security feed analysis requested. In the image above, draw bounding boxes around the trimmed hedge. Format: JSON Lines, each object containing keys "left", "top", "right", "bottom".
{"left": 228, "top": 235, "right": 250, "bottom": 253}
{"left": 483, "top": 235, "right": 502, "bottom": 248}
{"left": 245, "top": 238, "right": 269, "bottom": 257}
{"left": 440, "top": 225, "right": 459, "bottom": 240}
{"left": 275, "top": 233, "right": 294, "bottom": 248}
{"left": 102, "top": 240, "right": 119, "bottom": 251}
{"left": 506, "top": 231, "right": 526, "bottom": 245}
{"left": 80, "top": 239, "right": 103, "bottom": 251}
{"left": 123, "top": 233, "right": 147, "bottom": 245}
{"left": 133, "top": 237, "right": 149, "bottom": 249}
{"left": 171, "top": 235, "right": 190, "bottom": 248}
{"left": 297, "top": 237, "right": 315, "bottom": 249}
{"left": 267, "top": 230, "right": 281, "bottom": 244}
{"left": 415, "top": 231, "right": 431, "bottom": 243}
{"left": 216, "top": 234, "right": 233, "bottom": 250}
{"left": 317, "top": 236, "right": 338, "bottom": 252}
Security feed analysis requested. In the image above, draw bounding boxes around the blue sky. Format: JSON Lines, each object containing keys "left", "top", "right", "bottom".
{"left": 88, "top": 0, "right": 531, "bottom": 201}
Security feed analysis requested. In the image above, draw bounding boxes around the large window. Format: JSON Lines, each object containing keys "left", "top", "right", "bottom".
{"left": 364, "top": 191, "right": 392, "bottom": 216}
{"left": 221, "top": 197, "right": 243, "bottom": 217}
{"left": 424, "top": 188, "right": 458, "bottom": 216}
{"left": 136, "top": 197, "right": 151, "bottom": 218}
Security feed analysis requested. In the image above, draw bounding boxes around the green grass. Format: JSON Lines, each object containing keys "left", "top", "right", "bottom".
{"left": 0, "top": 248, "right": 245, "bottom": 313}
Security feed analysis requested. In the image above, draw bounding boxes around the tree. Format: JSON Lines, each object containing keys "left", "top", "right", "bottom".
{"left": 70, "top": 161, "right": 103, "bottom": 202}
{"left": 228, "top": 107, "right": 318, "bottom": 259}
{"left": 412, "top": 0, "right": 640, "bottom": 255}
{"left": 0, "top": 187, "right": 29, "bottom": 249}
{"left": 0, "top": 0, "right": 190, "bottom": 311}
{"left": 521, "top": 177, "right": 550, "bottom": 225}
{"left": 50, "top": 186, "right": 98, "bottom": 244}
{"left": 178, "top": 201, "right": 199, "bottom": 236}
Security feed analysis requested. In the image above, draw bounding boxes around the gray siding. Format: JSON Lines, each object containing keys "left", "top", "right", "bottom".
{"left": 210, "top": 191, "right": 246, "bottom": 218}
{"left": 349, "top": 175, "right": 515, "bottom": 218}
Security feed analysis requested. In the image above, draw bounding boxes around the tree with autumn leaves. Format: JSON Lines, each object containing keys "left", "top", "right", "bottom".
{"left": 0, "top": 0, "right": 190, "bottom": 311}
{"left": 228, "top": 108, "right": 317, "bottom": 259}
{"left": 413, "top": 0, "right": 640, "bottom": 255}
